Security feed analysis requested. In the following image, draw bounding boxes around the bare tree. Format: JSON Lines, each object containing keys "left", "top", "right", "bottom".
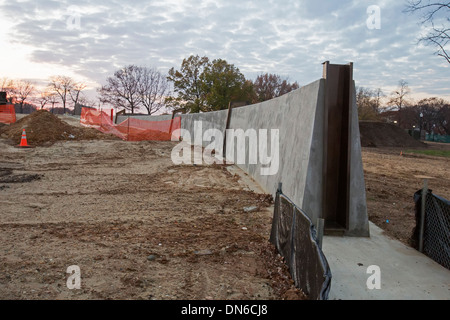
{"left": 98, "top": 65, "right": 142, "bottom": 114}
{"left": 405, "top": 1, "right": 450, "bottom": 63}
{"left": 0, "top": 77, "right": 10, "bottom": 91}
{"left": 47, "top": 92, "right": 60, "bottom": 114}
{"left": 15, "top": 80, "right": 36, "bottom": 113}
{"left": 69, "top": 82, "right": 87, "bottom": 109}
{"left": 49, "top": 75, "right": 74, "bottom": 113}
{"left": 388, "top": 80, "right": 412, "bottom": 126}
{"left": 373, "top": 88, "right": 385, "bottom": 111}
{"left": 77, "top": 95, "right": 95, "bottom": 107}
{"left": 35, "top": 90, "right": 53, "bottom": 109}
{"left": 138, "top": 67, "right": 170, "bottom": 115}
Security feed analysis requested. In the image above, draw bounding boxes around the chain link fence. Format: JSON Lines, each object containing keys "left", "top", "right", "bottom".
{"left": 270, "top": 184, "right": 332, "bottom": 300}
{"left": 411, "top": 189, "right": 450, "bottom": 270}
{"left": 425, "top": 133, "right": 450, "bottom": 144}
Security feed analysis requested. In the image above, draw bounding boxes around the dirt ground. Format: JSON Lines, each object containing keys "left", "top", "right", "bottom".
{"left": 0, "top": 137, "right": 304, "bottom": 300}
{"left": 1, "top": 114, "right": 449, "bottom": 300}
{"left": 362, "top": 142, "right": 450, "bottom": 245}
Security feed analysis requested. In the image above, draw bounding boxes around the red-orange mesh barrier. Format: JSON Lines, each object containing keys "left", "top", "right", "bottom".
{"left": 116, "top": 117, "right": 181, "bottom": 141}
{"left": 80, "top": 107, "right": 181, "bottom": 141}
{"left": 80, "top": 107, "right": 127, "bottom": 140}
{"left": 0, "top": 104, "right": 16, "bottom": 124}
{"left": 80, "top": 107, "right": 101, "bottom": 128}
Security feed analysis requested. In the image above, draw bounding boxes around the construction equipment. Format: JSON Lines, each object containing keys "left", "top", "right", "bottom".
{"left": 0, "top": 91, "right": 7, "bottom": 105}
{"left": 0, "top": 92, "right": 16, "bottom": 124}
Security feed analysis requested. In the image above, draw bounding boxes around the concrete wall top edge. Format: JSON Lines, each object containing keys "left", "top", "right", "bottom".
{"left": 117, "top": 78, "right": 325, "bottom": 124}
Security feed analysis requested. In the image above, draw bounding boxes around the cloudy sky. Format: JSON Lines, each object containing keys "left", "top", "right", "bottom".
{"left": 0, "top": 0, "right": 449, "bottom": 104}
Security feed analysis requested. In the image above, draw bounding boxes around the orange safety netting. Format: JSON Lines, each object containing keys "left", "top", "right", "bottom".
{"left": 80, "top": 107, "right": 126, "bottom": 139}
{"left": 0, "top": 104, "right": 16, "bottom": 124}
{"left": 80, "top": 107, "right": 181, "bottom": 141}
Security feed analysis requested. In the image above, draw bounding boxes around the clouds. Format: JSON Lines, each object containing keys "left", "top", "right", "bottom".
{"left": 0, "top": 0, "right": 448, "bottom": 100}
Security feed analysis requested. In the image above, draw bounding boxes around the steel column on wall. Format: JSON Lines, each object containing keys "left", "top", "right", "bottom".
{"left": 322, "top": 61, "right": 353, "bottom": 234}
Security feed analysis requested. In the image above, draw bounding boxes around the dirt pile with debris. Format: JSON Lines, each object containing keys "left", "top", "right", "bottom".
{"left": 0, "top": 110, "right": 119, "bottom": 146}
{"left": 359, "top": 121, "right": 426, "bottom": 148}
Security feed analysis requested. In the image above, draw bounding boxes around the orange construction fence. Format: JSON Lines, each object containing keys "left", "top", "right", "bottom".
{"left": 80, "top": 107, "right": 181, "bottom": 141}
{"left": 0, "top": 104, "right": 16, "bottom": 124}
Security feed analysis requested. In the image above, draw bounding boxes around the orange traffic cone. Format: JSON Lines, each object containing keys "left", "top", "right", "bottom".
{"left": 18, "top": 129, "right": 32, "bottom": 148}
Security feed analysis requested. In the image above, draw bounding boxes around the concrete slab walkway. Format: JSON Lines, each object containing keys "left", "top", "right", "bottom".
{"left": 322, "top": 222, "right": 449, "bottom": 300}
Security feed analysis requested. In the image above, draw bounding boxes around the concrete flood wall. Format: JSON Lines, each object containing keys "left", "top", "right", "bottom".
{"left": 226, "top": 79, "right": 326, "bottom": 229}
{"left": 117, "top": 64, "right": 370, "bottom": 237}
{"left": 347, "top": 92, "right": 370, "bottom": 236}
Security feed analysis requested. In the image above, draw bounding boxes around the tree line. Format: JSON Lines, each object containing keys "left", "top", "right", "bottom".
{"left": 98, "top": 55, "right": 299, "bottom": 114}
{"left": 3, "top": 55, "right": 448, "bottom": 136}
{"left": 356, "top": 80, "right": 450, "bottom": 135}
{"left": 1, "top": 55, "right": 299, "bottom": 116}
{"left": 1, "top": 76, "right": 89, "bottom": 114}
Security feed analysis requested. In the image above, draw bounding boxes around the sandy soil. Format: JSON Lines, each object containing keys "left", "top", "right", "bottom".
{"left": 0, "top": 139, "right": 304, "bottom": 300}
{"left": 1, "top": 114, "right": 448, "bottom": 300}
{"left": 362, "top": 142, "right": 450, "bottom": 245}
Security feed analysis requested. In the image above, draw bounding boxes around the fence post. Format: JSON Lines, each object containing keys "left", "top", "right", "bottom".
{"left": 419, "top": 178, "right": 428, "bottom": 253}
{"left": 277, "top": 182, "right": 282, "bottom": 194}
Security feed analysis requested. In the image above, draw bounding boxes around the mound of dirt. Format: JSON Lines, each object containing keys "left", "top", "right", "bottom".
{"left": 0, "top": 110, "right": 119, "bottom": 146}
{"left": 359, "top": 121, "right": 427, "bottom": 148}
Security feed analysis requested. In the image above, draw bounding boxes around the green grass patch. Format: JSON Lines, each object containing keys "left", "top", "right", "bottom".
{"left": 406, "top": 149, "right": 450, "bottom": 158}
